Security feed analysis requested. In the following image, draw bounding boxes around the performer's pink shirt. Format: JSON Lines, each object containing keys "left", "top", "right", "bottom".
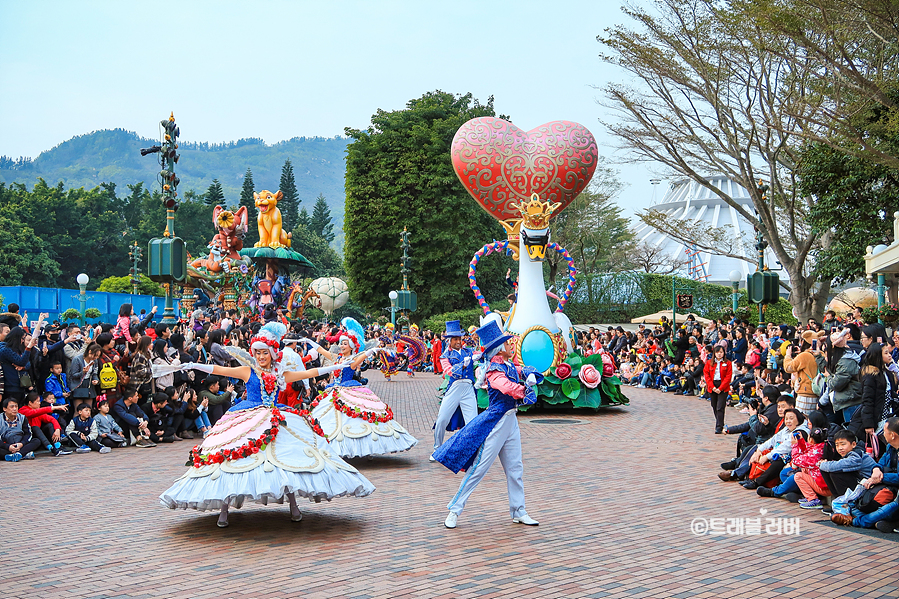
{"left": 486, "top": 356, "right": 525, "bottom": 399}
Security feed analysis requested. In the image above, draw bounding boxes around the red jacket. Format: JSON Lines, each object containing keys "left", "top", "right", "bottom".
{"left": 704, "top": 359, "right": 733, "bottom": 391}
{"left": 18, "top": 405, "right": 61, "bottom": 430}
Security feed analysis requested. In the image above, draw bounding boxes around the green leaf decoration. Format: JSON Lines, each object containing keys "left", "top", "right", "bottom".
{"left": 583, "top": 353, "right": 604, "bottom": 366}
{"left": 566, "top": 354, "right": 583, "bottom": 369}
{"left": 561, "top": 378, "right": 581, "bottom": 399}
{"left": 544, "top": 374, "right": 562, "bottom": 385}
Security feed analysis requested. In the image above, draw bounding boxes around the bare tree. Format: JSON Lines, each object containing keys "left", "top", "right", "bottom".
{"left": 598, "top": 0, "right": 833, "bottom": 321}
{"left": 628, "top": 239, "right": 690, "bottom": 274}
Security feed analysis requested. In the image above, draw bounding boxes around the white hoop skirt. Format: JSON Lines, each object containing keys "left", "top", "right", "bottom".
{"left": 160, "top": 406, "right": 375, "bottom": 511}
{"left": 311, "top": 384, "right": 418, "bottom": 458}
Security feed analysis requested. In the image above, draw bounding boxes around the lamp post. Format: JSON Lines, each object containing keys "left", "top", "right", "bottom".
{"left": 729, "top": 269, "right": 742, "bottom": 316}
{"left": 388, "top": 290, "right": 398, "bottom": 326}
{"left": 76, "top": 273, "right": 89, "bottom": 326}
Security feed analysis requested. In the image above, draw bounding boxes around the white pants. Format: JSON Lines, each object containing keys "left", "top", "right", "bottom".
{"left": 446, "top": 410, "right": 526, "bottom": 518}
{"left": 434, "top": 380, "right": 479, "bottom": 449}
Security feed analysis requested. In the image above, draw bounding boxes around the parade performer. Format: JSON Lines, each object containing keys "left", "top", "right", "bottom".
{"left": 158, "top": 322, "right": 375, "bottom": 528}
{"left": 430, "top": 320, "right": 479, "bottom": 461}
{"left": 378, "top": 324, "right": 401, "bottom": 382}
{"left": 306, "top": 319, "right": 418, "bottom": 458}
{"left": 433, "top": 320, "right": 542, "bottom": 529}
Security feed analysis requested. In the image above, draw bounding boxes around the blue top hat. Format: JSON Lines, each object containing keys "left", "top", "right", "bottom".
{"left": 444, "top": 320, "right": 464, "bottom": 338}
{"left": 476, "top": 320, "right": 513, "bottom": 354}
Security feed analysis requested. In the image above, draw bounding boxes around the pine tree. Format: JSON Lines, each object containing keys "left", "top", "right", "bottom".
{"left": 204, "top": 179, "right": 225, "bottom": 207}
{"left": 309, "top": 193, "right": 335, "bottom": 244}
{"left": 298, "top": 207, "right": 310, "bottom": 227}
{"left": 239, "top": 168, "right": 259, "bottom": 247}
{"left": 278, "top": 159, "right": 300, "bottom": 231}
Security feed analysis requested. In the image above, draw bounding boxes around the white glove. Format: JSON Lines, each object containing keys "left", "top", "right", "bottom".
{"left": 316, "top": 363, "right": 344, "bottom": 376}
{"left": 472, "top": 352, "right": 482, "bottom": 361}
{"left": 182, "top": 363, "right": 214, "bottom": 374}
{"left": 301, "top": 338, "right": 322, "bottom": 350}
{"left": 462, "top": 357, "right": 471, "bottom": 367}
{"left": 525, "top": 373, "right": 537, "bottom": 386}
{"left": 365, "top": 347, "right": 386, "bottom": 358}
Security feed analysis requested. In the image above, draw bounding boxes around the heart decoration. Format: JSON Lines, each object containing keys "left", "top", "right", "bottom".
{"left": 451, "top": 117, "right": 599, "bottom": 223}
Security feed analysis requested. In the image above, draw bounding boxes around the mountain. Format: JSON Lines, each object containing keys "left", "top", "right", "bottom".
{"left": 0, "top": 129, "right": 351, "bottom": 247}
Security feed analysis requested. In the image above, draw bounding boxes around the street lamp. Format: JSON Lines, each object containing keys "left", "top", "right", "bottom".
{"left": 388, "top": 290, "right": 398, "bottom": 326}
{"left": 728, "top": 269, "right": 742, "bottom": 316}
{"left": 76, "top": 273, "right": 89, "bottom": 326}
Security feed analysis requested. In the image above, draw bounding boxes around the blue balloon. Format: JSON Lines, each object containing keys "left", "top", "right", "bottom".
{"left": 519, "top": 329, "right": 555, "bottom": 373}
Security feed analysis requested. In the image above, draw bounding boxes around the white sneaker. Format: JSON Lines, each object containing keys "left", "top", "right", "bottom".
{"left": 444, "top": 512, "right": 458, "bottom": 529}
{"left": 429, "top": 454, "right": 437, "bottom": 463}
{"left": 99, "top": 446, "right": 112, "bottom": 454}
{"left": 636, "top": 384, "right": 646, "bottom": 389}
{"left": 512, "top": 513, "right": 539, "bottom": 526}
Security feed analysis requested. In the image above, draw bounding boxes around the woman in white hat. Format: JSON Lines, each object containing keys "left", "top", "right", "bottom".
{"left": 158, "top": 322, "right": 375, "bottom": 528}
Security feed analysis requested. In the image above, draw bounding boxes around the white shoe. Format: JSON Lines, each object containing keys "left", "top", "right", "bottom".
{"left": 99, "top": 446, "right": 111, "bottom": 454}
{"left": 636, "top": 384, "right": 646, "bottom": 389}
{"left": 444, "top": 512, "right": 458, "bottom": 529}
{"left": 429, "top": 454, "right": 437, "bottom": 463}
{"left": 512, "top": 513, "right": 539, "bottom": 526}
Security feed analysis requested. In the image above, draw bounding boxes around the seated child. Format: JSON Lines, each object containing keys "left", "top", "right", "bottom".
{"left": 19, "top": 392, "right": 70, "bottom": 456}
{"left": 66, "top": 404, "right": 109, "bottom": 453}
{"left": 790, "top": 427, "right": 830, "bottom": 509}
{"left": 818, "top": 429, "right": 876, "bottom": 498}
{"left": 44, "top": 361, "right": 72, "bottom": 427}
{"left": 94, "top": 396, "right": 126, "bottom": 448}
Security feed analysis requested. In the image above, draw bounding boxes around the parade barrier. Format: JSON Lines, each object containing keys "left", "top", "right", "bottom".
{"left": 0, "top": 285, "right": 175, "bottom": 325}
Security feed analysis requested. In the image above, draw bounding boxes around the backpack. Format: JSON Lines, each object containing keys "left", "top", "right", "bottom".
{"left": 99, "top": 361, "right": 118, "bottom": 390}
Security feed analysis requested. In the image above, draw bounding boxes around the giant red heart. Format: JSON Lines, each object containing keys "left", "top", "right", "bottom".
{"left": 451, "top": 117, "right": 599, "bottom": 223}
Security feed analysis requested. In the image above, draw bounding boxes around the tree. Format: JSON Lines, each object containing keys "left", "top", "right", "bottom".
{"left": 628, "top": 240, "right": 689, "bottom": 275}
{"left": 309, "top": 193, "right": 335, "bottom": 244}
{"left": 0, "top": 211, "right": 61, "bottom": 286}
{"left": 745, "top": 0, "right": 899, "bottom": 171}
{"left": 291, "top": 224, "right": 345, "bottom": 277}
{"left": 298, "top": 207, "right": 310, "bottom": 228}
{"left": 279, "top": 159, "right": 300, "bottom": 231}
{"left": 239, "top": 168, "right": 259, "bottom": 248}
{"left": 203, "top": 179, "right": 225, "bottom": 207}
{"left": 545, "top": 166, "right": 633, "bottom": 303}
{"left": 96, "top": 274, "right": 165, "bottom": 296}
{"left": 799, "top": 141, "right": 899, "bottom": 302}
{"left": 599, "top": 0, "right": 834, "bottom": 321}
{"left": 344, "top": 91, "right": 508, "bottom": 315}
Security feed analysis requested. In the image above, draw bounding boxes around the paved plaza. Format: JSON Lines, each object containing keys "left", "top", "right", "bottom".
{"left": 2, "top": 372, "right": 898, "bottom": 599}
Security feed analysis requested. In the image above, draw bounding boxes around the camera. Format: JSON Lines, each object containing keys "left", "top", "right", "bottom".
{"left": 749, "top": 399, "right": 759, "bottom": 411}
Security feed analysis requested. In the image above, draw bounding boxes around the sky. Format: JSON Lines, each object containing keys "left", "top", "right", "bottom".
{"left": 0, "top": 0, "right": 666, "bottom": 217}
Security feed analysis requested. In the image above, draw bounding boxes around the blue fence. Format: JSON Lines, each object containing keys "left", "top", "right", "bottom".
{"left": 0, "top": 286, "right": 178, "bottom": 325}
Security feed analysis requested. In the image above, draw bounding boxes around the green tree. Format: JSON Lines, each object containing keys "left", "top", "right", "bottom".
{"left": 0, "top": 209, "right": 61, "bottom": 286}
{"left": 96, "top": 274, "right": 165, "bottom": 296}
{"left": 309, "top": 193, "right": 335, "bottom": 244}
{"left": 291, "top": 224, "right": 345, "bottom": 277}
{"left": 344, "top": 91, "right": 508, "bottom": 315}
{"left": 800, "top": 141, "right": 899, "bottom": 302}
{"left": 279, "top": 159, "right": 300, "bottom": 231}
{"left": 239, "top": 168, "right": 258, "bottom": 247}
{"left": 298, "top": 207, "right": 310, "bottom": 228}
{"left": 203, "top": 179, "right": 225, "bottom": 207}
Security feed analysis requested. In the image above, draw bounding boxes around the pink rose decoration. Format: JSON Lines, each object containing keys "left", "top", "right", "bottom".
{"left": 579, "top": 364, "right": 601, "bottom": 389}
{"left": 554, "top": 363, "right": 572, "bottom": 379}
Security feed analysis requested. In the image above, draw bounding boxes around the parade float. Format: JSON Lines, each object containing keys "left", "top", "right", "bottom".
{"left": 180, "top": 190, "right": 316, "bottom": 317}
{"left": 451, "top": 117, "right": 627, "bottom": 408}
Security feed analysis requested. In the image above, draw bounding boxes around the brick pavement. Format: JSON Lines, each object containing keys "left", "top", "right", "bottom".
{"left": 1, "top": 372, "right": 897, "bottom": 599}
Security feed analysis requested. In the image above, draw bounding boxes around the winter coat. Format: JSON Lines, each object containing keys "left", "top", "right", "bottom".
{"left": 0, "top": 413, "right": 31, "bottom": 448}
{"left": 815, "top": 351, "right": 862, "bottom": 412}
{"left": 791, "top": 439, "right": 826, "bottom": 488}
{"left": 819, "top": 451, "right": 878, "bottom": 480}
{"left": 0, "top": 342, "right": 32, "bottom": 395}
{"left": 784, "top": 350, "right": 818, "bottom": 397}
{"left": 759, "top": 421, "right": 810, "bottom": 461}
{"left": 704, "top": 359, "right": 733, "bottom": 391}
{"left": 727, "top": 401, "right": 779, "bottom": 443}
{"left": 66, "top": 415, "right": 99, "bottom": 442}
{"left": 849, "top": 367, "right": 899, "bottom": 434}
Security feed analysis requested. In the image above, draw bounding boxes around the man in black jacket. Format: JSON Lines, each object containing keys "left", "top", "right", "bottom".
{"left": 140, "top": 392, "right": 176, "bottom": 443}
{"left": 112, "top": 388, "right": 155, "bottom": 447}
{"left": 0, "top": 397, "right": 42, "bottom": 460}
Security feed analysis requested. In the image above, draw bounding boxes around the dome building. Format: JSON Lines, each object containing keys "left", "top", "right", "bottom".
{"left": 633, "top": 176, "right": 777, "bottom": 287}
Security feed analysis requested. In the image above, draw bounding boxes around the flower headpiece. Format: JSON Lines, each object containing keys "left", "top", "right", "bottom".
{"left": 250, "top": 321, "right": 287, "bottom": 362}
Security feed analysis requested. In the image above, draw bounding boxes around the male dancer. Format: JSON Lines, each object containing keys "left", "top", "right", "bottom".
{"left": 430, "top": 320, "right": 479, "bottom": 461}
{"left": 433, "top": 320, "right": 541, "bottom": 529}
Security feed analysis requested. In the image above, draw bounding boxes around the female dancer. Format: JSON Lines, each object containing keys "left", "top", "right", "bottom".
{"left": 304, "top": 320, "right": 418, "bottom": 458}
{"left": 159, "top": 322, "right": 375, "bottom": 528}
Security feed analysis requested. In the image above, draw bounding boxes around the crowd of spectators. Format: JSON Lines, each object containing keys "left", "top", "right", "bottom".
{"left": 576, "top": 308, "right": 899, "bottom": 533}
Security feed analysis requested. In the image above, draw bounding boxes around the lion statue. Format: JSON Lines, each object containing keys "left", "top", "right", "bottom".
{"left": 254, "top": 190, "right": 292, "bottom": 248}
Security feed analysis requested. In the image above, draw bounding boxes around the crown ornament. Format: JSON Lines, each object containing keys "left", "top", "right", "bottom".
{"left": 509, "top": 193, "right": 561, "bottom": 230}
